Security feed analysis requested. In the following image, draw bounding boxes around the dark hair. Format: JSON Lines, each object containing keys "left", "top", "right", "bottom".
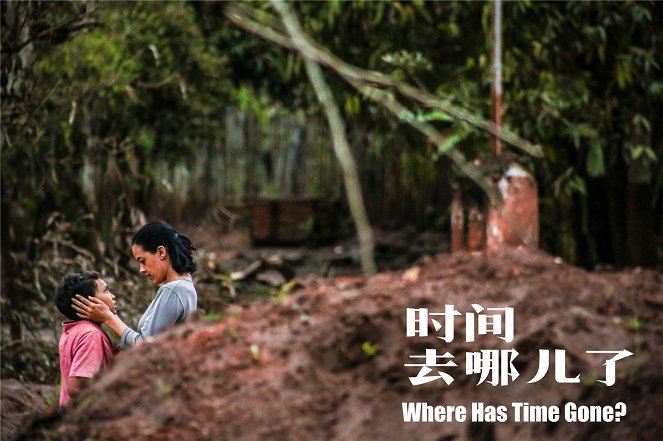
{"left": 55, "top": 271, "right": 101, "bottom": 321}
{"left": 132, "top": 221, "right": 197, "bottom": 274}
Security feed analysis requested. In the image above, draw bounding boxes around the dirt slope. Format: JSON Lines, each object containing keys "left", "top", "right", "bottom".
{"left": 1, "top": 380, "right": 55, "bottom": 441}
{"left": 18, "top": 249, "right": 663, "bottom": 441}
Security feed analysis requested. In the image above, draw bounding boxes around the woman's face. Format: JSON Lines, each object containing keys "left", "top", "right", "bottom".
{"left": 131, "top": 244, "right": 170, "bottom": 285}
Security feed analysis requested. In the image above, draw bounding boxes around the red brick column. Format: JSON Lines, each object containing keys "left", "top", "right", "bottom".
{"left": 486, "top": 164, "right": 538, "bottom": 250}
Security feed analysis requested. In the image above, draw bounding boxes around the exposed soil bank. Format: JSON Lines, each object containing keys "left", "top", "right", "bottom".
{"left": 17, "top": 248, "right": 663, "bottom": 441}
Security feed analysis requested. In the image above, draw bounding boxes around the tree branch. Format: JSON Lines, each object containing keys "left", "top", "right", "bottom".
{"left": 225, "top": 2, "right": 543, "bottom": 158}
{"left": 270, "top": 0, "right": 377, "bottom": 275}
{"left": 1, "top": 17, "right": 98, "bottom": 55}
{"left": 351, "top": 80, "right": 499, "bottom": 203}
{"left": 226, "top": 2, "right": 503, "bottom": 203}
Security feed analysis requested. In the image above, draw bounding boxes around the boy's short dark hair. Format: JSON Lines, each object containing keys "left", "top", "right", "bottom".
{"left": 55, "top": 271, "right": 101, "bottom": 321}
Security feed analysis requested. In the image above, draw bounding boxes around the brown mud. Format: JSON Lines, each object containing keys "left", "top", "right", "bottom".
{"left": 16, "top": 247, "right": 663, "bottom": 441}
{"left": 1, "top": 380, "right": 55, "bottom": 441}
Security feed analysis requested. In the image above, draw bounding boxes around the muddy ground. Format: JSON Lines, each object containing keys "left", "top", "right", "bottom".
{"left": 14, "top": 242, "right": 663, "bottom": 441}
{"left": 1, "top": 380, "right": 55, "bottom": 441}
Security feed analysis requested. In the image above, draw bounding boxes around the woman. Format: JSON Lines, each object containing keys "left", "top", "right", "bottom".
{"left": 73, "top": 221, "right": 197, "bottom": 349}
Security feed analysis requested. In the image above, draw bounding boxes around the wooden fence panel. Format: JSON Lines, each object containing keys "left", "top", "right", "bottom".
{"left": 80, "top": 107, "right": 452, "bottom": 228}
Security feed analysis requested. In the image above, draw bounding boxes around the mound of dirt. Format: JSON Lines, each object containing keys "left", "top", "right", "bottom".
{"left": 1, "top": 380, "right": 56, "bottom": 441}
{"left": 18, "top": 249, "right": 663, "bottom": 441}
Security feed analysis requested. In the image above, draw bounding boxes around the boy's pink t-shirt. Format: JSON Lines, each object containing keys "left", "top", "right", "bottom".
{"left": 58, "top": 320, "right": 115, "bottom": 406}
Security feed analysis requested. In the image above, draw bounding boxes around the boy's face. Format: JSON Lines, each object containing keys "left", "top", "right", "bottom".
{"left": 93, "top": 278, "right": 116, "bottom": 314}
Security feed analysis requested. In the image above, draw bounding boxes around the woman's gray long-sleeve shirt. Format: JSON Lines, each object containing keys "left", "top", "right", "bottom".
{"left": 120, "top": 278, "right": 197, "bottom": 349}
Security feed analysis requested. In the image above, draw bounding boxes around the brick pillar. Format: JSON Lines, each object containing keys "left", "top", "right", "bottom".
{"left": 486, "top": 164, "right": 538, "bottom": 250}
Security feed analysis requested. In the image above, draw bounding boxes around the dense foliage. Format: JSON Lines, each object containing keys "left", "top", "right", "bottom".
{"left": 209, "top": 0, "right": 662, "bottom": 264}
{"left": 2, "top": 1, "right": 230, "bottom": 356}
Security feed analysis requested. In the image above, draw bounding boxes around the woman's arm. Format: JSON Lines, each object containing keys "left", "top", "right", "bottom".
{"left": 74, "top": 285, "right": 187, "bottom": 348}
{"left": 119, "top": 287, "right": 185, "bottom": 348}
{"left": 72, "top": 295, "right": 128, "bottom": 338}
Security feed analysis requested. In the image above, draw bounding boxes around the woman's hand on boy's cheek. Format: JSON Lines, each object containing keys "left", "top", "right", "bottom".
{"left": 72, "top": 295, "right": 113, "bottom": 322}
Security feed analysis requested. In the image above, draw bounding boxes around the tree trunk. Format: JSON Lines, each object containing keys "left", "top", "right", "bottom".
{"left": 271, "top": 0, "right": 376, "bottom": 275}
{"left": 0, "top": 179, "right": 22, "bottom": 341}
{"left": 1, "top": 0, "right": 35, "bottom": 341}
{"left": 625, "top": 155, "right": 656, "bottom": 267}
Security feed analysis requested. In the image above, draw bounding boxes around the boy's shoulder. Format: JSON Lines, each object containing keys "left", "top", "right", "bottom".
{"left": 62, "top": 320, "right": 107, "bottom": 338}
{"left": 61, "top": 320, "right": 115, "bottom": 352}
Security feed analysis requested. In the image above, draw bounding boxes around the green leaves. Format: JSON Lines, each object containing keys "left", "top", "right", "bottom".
{"left": 381, "top": 50, "right": 433, "bottom": 72}
{"left": 433, "top": 133, "right": 465, "bottom": 161}
{"left": 554, "top": 168, "right": 586, "bottom": 198}
{"left": 586, "top": 141, "right": 606, "bottom": 177}
{"left": 361, "top": 341, "right": 380, "bottom": 358}
{"left": 615, "top": 56, "right": 634, "bottom": 89}
{"left": 649, "top": 82, "right": 663, "bottom": 96}
{"left": 629, "top": 145, "right": 657, "bottom": 162}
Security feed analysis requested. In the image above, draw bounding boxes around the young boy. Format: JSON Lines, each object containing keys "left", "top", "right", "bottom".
{"left": 55, "top": 271, "right": 117, "bottom": 406}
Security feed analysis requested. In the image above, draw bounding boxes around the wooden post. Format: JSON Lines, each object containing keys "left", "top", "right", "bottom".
{"left": 451, "top": 179, "right": 487, "bottom": 252}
